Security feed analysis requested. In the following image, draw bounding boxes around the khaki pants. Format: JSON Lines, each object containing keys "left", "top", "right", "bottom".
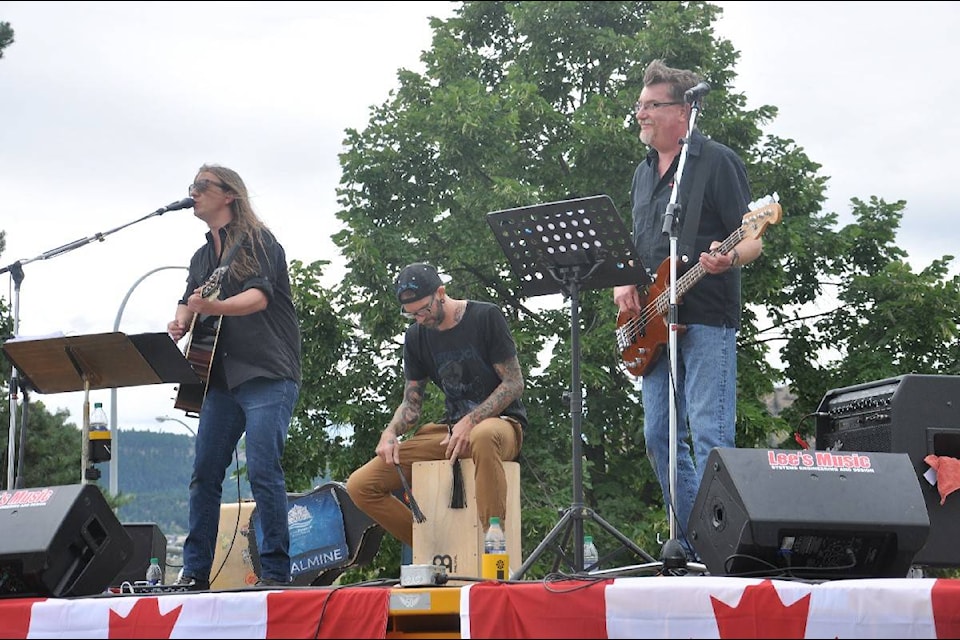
{"left": 345, "top": 418, "right": 522, "bottom": 547}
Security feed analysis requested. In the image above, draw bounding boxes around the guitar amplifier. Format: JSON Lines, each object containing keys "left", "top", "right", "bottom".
{"left": 815, "top": 374, "right": 960, "bottom": 567}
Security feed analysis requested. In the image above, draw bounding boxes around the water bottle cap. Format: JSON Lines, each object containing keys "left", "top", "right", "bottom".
{"left": 490, "top": 516, "right": 500, "bottom": 525}
{"left": 584, "top": 535, "right": 593, "bottom": 543}
{"left": 94, "top": 402, "right": 103, "bottom": 409}
{"left": 150, "top": 557, "right": 158, "bottom": 563}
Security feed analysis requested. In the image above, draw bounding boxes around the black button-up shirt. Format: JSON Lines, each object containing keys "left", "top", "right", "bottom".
{"left": 629, "top": 129, "right": 751, "bottom": 328}
{"left": 181, "top": 226, "right": 301, "bottom": 390}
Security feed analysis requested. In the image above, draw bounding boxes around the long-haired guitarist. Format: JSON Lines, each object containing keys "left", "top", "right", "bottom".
{"left": 612, "top": 60, "right": 762, "bottom": 560}
{"left": 166, "top": 164, "right": 302, "bottom": 590}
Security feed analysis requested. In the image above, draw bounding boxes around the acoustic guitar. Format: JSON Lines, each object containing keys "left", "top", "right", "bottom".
{"left": 615, "top": 195, "right": 782, "bottom": 377}
{"left": 173, "top": 265, "right": 228, "bottom": 415}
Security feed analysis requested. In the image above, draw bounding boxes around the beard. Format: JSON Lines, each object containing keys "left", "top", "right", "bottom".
{"left": 420, "top": 303, "right": 445, "bottom": 329}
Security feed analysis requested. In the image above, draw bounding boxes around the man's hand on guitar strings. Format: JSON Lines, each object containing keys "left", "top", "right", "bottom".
{"left": 699, "top": 243, "right": 737, "bottom": 274}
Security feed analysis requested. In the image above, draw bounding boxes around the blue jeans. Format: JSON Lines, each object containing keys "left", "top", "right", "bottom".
{"left": 182, "top": 377, "right": 299, "bottom": 583}
{"left": 641, "top": 324, "right": 736, "bottom": 555}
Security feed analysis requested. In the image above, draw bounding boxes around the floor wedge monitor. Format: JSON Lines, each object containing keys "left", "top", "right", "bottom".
{"left": 688, "top": 447, "right": 929, "bottom": 580}
{"left": 0, "top": 484, "right": 134, "bottom": 597}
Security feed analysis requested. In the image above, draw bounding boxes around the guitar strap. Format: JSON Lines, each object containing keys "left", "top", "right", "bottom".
{"left": 677, "top": 137, "right": 717, "bottom": 262}
{"left": 217, "top": 239, "right": 243, "bottom": 277}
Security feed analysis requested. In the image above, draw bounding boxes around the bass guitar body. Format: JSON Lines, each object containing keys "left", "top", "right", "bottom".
{"left": 615, "top": 260, "right": 685, "bottom": 378}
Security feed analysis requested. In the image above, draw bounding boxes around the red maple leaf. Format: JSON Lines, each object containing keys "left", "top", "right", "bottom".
{"left": 108, "top": 597, "right": 182, "bottom": 639}
{"left": 712, "top": 579, "right": 810, "bottom": 639}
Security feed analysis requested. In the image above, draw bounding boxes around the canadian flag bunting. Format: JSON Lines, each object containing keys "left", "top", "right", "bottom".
{"left": 462, "top": 577, "right": 960, "bottom": 639}
{"left": 0, "top": 588, "right": 389, "bottom": 639}
{"left": 4, "top": 578, "right": 960, "bottom": 638}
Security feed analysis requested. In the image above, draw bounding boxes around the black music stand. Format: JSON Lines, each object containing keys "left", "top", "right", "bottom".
{"left": 487, "top": 195, "right": 657, "bottom": 578}
{"left": 2, "top": 332, "right": 200, "bottom": 484}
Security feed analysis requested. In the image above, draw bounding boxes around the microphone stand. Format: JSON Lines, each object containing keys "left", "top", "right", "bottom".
{"left": 658, "top": 93, "right": 704, "bottom": 566}
{"left": 1, "top": 198, "right": 191, "bottom": 490}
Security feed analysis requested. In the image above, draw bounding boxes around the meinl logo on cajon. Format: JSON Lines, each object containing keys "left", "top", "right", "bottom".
{"left": 482, "top": 553, "right": 509, "bottom": 580}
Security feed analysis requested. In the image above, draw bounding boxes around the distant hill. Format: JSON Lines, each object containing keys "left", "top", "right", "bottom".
{"left": 94, "top": 430, "right": 252, "bottom": 534}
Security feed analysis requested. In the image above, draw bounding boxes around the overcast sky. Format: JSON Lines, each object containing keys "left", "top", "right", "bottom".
{"left": 2, "top": 1, "right": 958, "bottom": 448}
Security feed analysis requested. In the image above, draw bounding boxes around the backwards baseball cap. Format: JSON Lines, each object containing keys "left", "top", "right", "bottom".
{"left": 395, "top": 262, "right": 443, "bottom": 304}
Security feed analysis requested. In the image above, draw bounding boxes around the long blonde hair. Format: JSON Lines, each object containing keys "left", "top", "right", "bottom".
{"left": 196, "top": 164, "right": 269, "bottom": 281}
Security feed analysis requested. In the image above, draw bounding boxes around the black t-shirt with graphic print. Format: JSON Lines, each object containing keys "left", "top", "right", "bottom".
{"left": 402, "top": 300, "right": 527, "bottom": 430}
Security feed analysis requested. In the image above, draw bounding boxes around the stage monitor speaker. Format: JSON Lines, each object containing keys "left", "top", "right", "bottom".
{"left": 0, "top": 484, "right": 134, "bottom": 597}
{"left": 815, "top": 374, "right": 960, "bottom": 567}
{"left": 113, "top": 523, "right": 167, "bottom": 587}
{"left": 688, "top": 447, "right": 929, "bottom": 580}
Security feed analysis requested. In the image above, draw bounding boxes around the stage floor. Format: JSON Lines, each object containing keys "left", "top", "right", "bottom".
{"left": 2, "top": 575, "right": 960, "bottom": 638}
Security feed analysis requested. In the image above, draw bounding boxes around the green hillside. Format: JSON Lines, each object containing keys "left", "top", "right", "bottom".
{"left": 94, "top": 430, "right": 252, "bottom": 534}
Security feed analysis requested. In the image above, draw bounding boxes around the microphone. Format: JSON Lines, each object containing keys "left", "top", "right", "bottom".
{"left": 156, "top": 197, "right": 195, "bottom": 213}
{"left": 684, "top": 81, "right": 711, "bottom": 103}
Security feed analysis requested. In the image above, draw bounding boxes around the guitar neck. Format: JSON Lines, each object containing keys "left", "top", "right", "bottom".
{"left": 652, "top": 226, "right": 747, "bottom": 315}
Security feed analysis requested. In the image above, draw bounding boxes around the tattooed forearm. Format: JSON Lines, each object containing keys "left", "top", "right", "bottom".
{"left": 466, "top": 357, "right": 524, "bottom": 425}
{"left": 388, "top": 379, "right": 427, "bottom": 436}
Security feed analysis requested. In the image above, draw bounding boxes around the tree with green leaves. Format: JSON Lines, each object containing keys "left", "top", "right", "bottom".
{"left": 0, "top": 22, "right": 14, "bottom": 59}
{"left": 283, "top": 1, "right": 960, "bottom": 580}
{"left": 319, "top": 0, "right": 817, "bottom": 577}
{"left": 0, "top": 400, "right": 80, "bottom": 489}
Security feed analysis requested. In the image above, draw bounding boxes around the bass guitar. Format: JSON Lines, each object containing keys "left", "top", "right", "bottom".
{"left": 615, "top": 195, "right": 782, "bottom": 377}
{"left": 174, "top": 265, "right": 228, "bottom": 415}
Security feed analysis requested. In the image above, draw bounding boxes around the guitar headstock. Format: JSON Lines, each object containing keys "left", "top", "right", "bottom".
{"left": 200, "top": 266, "right": 227, "bottom": 300}
{"left": 741, "top": 193, "right": 782, "bottom": 239}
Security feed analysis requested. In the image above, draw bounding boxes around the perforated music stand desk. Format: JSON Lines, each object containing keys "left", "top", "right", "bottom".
{"left": 487, "top": 195, "right": 655, "bottom": 578}
{"left": 486, "top": 194, "right": 649, "bottom": 297}
{"left": 2, "top": 332, "right": 200, "bottom": 484}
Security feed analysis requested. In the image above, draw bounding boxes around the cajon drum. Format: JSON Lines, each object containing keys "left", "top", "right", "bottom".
{"left": 210, "top": 500, "right": 258, "bottom": 589}
{"left": 412, "top": 460, "right": 521, "bottom": 578}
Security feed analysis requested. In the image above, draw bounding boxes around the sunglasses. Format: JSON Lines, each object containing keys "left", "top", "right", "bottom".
{"left": 188, "top": 179, "right": 227, "bottom": 195}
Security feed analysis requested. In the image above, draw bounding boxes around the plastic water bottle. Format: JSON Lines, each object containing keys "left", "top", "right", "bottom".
{"left": 482, "top": 516, "right": 508, "bottom": 580}
{"left": 583, "top": 534, "right": 599, "bottom": 570}
{"left": 90, "top": 402, "right": 108, "bottom": 431}
{"left": 146, "top": 557, "right": 163, "bottom": 585}
{"left": 484, "top": 516, "right": 506, "bottom": 553}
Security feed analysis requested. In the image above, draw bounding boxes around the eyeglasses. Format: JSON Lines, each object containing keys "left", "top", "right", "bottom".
{"left": 400, "top": 294, "right": 437, "bottom": 320}
{"left": 634, "top": 100, "right": 683, "bottom": 114}
{"left": 188, "top": 179, "right": 227, "bottom": 194}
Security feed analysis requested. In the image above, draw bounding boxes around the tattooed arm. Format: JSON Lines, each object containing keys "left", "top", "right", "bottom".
{"left": 376, "top": 378, "right": 428, "bottom": 464}
{"left": 445, "top": 355, "right": 525, "bottom": 460}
